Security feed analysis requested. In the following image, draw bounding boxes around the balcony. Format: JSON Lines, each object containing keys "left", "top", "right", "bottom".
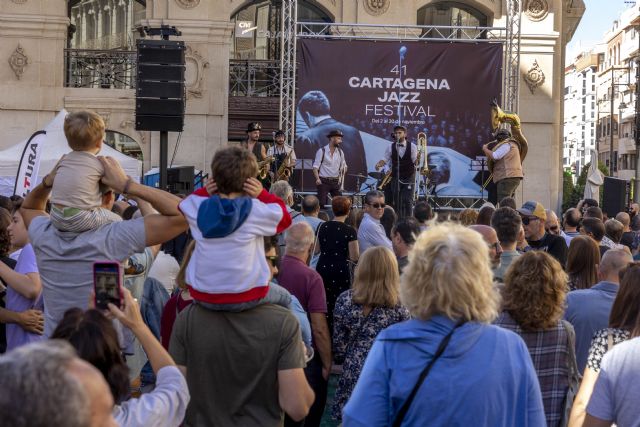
{"left": 64, "top": 49, "right": 136, "bottom": 89}
{"left": 229, "top": 60, "right": 281, "bottom": 97}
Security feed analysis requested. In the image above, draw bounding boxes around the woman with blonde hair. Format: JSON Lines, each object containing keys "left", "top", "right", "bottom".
{"left": 495, "top": 251, "right": 573, "bottom": 427}
{"left": 331, "top": 246, "right": 409, "bottom": 421}
{"left": 567, "top": 235, "right": 600, "bottom": 290}
{"left": 458, "top": 208, "right": 478, "bottom": 226}
{"left": 343, "top": 223, "right": 545, "bottom": 426}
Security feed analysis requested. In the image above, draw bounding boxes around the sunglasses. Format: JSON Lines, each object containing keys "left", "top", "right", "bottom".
{"left": 266, "top": 255, "right": 278, "bottom": 268}
{"left": 521, "top": 216, "right": 539, "bottom": 225}
{"left": 548, "top": 225, "right": 559, "bottom": 232}
{"left": 367, "top": 203, "right": 386, "bottom": 209}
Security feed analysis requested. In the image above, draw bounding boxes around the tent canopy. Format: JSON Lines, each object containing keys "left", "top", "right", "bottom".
{"left": 0, "top": 110, "right": 141, "bottom": 196}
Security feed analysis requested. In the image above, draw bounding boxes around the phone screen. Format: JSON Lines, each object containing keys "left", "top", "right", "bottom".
{"left": 94, "top": 262, "right": 121, "bottom": 310}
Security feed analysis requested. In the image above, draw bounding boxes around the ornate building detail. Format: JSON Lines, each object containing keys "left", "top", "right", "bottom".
{"left": 524, "top": 60, "right": 546, "bottom": 94}
{"left": 10, "top": 0, "right": 28, "bottom": 3}
{"left": 175, "top": 0, "right": 200, "bottom": 9}
{"left": 8, "top": 44, "right": 29, "bottom": 80}
{"left": 185, "top": 46, "right": 210, "bottom": 99}
{"left": 525, "top": 0, "right": 549, "bottom": 22}
{"left": 362, "top": 0, "right": 390, "bottom": 16}
{"left": 120, "top": 119, "right": 148, "bottom": 145}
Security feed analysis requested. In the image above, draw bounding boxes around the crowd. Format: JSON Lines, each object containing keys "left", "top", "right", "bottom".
{"left": 2, "top": 111, "right": 640, "bottom": 427}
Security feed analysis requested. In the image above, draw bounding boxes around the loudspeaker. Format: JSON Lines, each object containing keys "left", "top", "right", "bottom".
{"left": 602, "top": 177, "right": 628, "bottom": 217}
{"left": 135, "top": 39, "right": 185, "bottom": 132}
{"left": 167, "top": 166, "right": 194, "bottom": 194}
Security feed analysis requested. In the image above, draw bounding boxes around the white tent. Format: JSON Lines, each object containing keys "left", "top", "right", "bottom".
{"left": 0, "top": 109, "right": 141, "bottom": 196}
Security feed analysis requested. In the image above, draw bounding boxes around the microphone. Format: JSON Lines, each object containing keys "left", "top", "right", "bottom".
{"left": 399, "top": 46, "right": 407, "bottom": 60}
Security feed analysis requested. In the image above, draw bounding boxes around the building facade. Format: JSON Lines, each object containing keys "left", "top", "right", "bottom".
{"left": 0, "top": 0, "right": 584, "bottom": 209}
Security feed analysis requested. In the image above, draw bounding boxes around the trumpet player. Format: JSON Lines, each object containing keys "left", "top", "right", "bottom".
{"left": 267, "top": 129, "right": 296, "bottom": 181}
{"left": 374, "top": 125, "right": 417, "bottom": 218}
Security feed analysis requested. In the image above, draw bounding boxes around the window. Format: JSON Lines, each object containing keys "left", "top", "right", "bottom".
{"left": 417, "top": 2, "right": 489, "bottom": 39}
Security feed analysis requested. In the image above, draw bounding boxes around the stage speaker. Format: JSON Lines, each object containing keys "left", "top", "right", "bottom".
{"left": 135, "top": 39, "right": 185, "bottom": 132}
{"left": 167, "top": 166, "right": 194, "bottom": 194}
{"left": 602, "top": 177, "right": 628, "bottom": 217}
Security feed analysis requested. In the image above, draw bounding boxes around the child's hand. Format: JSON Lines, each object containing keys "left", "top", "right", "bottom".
{"left": 243, "top": 177, "right": 263, "bottom": 198}
{"left": 205, "top": 178, "right": 217, "bottom": 195}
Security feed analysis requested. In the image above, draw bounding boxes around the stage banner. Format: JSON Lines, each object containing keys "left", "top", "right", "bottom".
{"left": 13, "top": 131, "right": 46, "bottom": 197}
{"left": 294, "top": 39, "right": 503, "bottom": 196}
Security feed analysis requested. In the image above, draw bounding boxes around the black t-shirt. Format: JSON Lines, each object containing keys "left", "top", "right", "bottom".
{"left": 528, "top": 233, "right": 568, "bottom": 267}
{"left": 621, "top": 231, "right": 636, "bottom": 251}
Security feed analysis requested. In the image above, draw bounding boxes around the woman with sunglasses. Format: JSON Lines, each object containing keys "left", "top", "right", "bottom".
{"left": 315, "top": 196, "right": 359, "bottom": 333}
{"left": 568, "top": 263, "right": 640, "bottom": 427}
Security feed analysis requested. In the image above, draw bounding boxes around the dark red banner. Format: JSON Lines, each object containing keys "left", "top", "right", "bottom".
{"left": 294, "top": 38, "right": 503, "bottom": 195}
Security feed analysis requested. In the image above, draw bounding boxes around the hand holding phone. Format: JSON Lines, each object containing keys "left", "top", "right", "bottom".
{"left": 93, "top": 261, "right": 124, "bottom": 310}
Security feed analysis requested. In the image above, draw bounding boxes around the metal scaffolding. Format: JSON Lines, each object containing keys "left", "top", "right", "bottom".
{"left": 504, "top": 0, "right": 523, "bottom": 113}
{"left": 279, "top": 0, "right": 297, "bottom": 142}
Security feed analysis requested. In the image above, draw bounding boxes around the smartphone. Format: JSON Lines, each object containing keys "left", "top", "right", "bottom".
{"left": 93, "top": 261, "right": 124, "bottom": 310}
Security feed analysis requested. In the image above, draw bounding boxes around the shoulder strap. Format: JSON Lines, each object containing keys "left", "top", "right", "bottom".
{"left": 392, "top": 320, "right": 464, "bottom": 427}
{"left": 561, "top": 320, "right": 581, "bottom": 383}
{"left": 311, "top": 221, "right": 324, "bottom": 255}
{"left": 319, "top": 146, "right": 326, "bottom": 168}
{"left": 607, "top": 330, "right": 614, "bottom": 352}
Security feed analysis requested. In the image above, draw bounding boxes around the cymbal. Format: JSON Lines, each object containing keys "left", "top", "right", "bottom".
{"left": 348, "top": 173, "right": 368, "bottom": 179}
{"left": 368, "top": 171, "right": 384, "bottom": 180}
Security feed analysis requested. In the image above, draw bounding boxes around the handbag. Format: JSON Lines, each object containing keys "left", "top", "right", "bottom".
{"left": 559, "top": 320, "right": 581, "bottom": 427}
{"left": 392, "top": 320, "right": 464, "bottom": 427}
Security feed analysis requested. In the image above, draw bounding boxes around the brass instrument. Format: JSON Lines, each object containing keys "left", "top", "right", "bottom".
{"left": 378, "top": 170, "right": 392, "bottom": 190}
{"left": 276, "top": 148, "right": 294, "bottom": 181}
{"left": 417, "top": 132, "right": 429, "bottom": 176}
{"left": 257, "top": 156, "right": 275, "bottom": 180}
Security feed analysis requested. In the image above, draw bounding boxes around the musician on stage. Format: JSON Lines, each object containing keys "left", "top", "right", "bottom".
{"left": 375, "top": 125, "right": 417, "bottom": 218}
{"left": 313, "top": 129, "right": 347, "bottom": 207}
{"left": 241, "top": 122, "right": 267, "bottom": 161}
{"left": 482, "top": 102, "right": 527, "bottom": 203}
{"left": 267, "top": 129, "right": 296, "bottom": 182}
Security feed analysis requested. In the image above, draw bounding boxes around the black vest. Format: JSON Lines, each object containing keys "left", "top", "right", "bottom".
{"left": 391, "top": 142, "right": 415, "bottom": 182}
{"left": 244, "top": 140, "right": 265, "bottom": 161}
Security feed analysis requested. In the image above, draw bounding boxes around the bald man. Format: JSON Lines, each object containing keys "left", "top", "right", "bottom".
{"left": 564, "top": 249, "right": 633, "bottom": 372}
{"left": 469, "top": 224, "right": 502, "bottom": 269}
{"left": 544, "top": 209, "right": 561, "bottom": 236}
{"left": 615, "top": 211, "right": 636, "bottom": 251}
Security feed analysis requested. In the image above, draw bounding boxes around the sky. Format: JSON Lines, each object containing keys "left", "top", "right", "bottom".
{"left": 566, "top": 0, "right": 633, "bottom": 62}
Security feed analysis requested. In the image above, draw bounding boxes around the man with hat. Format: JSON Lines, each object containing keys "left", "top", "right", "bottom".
{"left": 312, "top": 129, "right": 347, "bottom": 207}
{"left": 374, "top": 125, "right": 417, "bottom": 218}
{"left": 518, "top": 200, "right": 568, "bottom": 266}
{"left": 242, "top": 122, "right": 267, "bottom": 162}
{"left": 267, "top": 129, "right": 296, "bottom": 182}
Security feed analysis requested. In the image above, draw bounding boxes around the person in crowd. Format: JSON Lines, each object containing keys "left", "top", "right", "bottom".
{"left": 566, "top": 235, "right": 600, "bottom": 291}
{"left": 545, "top": 209, "right": 561, "bottom": 236}
{"left": 518, "top": 201, "right": 568, "bottom": 266}
{"left": 331, "top": 247, "right": 410, "bottom": 421}
{"left": 578, "top": 198, "right": 599, "bottom": 215}
{"left": 49, "top": 111, "right": 122, "bottom": 233}
{"left": 495, "top": 251, "right": 572, "bottom": 427}
{"left": 458, "top": 208, "right": 478, "bottom": 226}
{"left": 584, "top": 206, "right": 604, "bottom": 221}
{"left": 21, "top": 155, "right": 188, "bottom": 337}
{"left": 0, "top": 340, "right": 116, "bottom": 427}
{"left": 562, "top": 207, "right": 582, "bottom": 246}
{"left": 391, "top": 217, "right": 421, "bottom": 274}
{"left": 0, "top": 208, "right": 24, "bottom": 353}
{"left": 581, "top": 217, "right": 609, "bottom": 257}
{"left": 568, "top": 263, "right": 640, "bottom": 427}
{"left": 615, "top": 211, "right": 635, "bottom": 251}
{"left": 0, "top": 201, "right": 43, "bottom": 350}
{"left": 491, "top": 206, "right": 522, "bottom": 283}
{"left": 469, "top": 224, "right": 502, "bottom": 269}
{"left": 52, "top": 288, "right": 189, "bottom": 427}
{"left": 278, "top": 222, "right": 331, "bottom": 427}
{"left": 413, "top": 201, "right": 433, "bottom": 231}
{"left": 498, "top": 196, "right": 517, "bottom": 209}
{"left": 358, "top": 190, "right": 392, "bottom": 253}
{"left": 564, "top": 249, "right": 632, "bottom": 373}
{"left": 270, "top": 180, "right": 300, "bottom": 221}
{"left": 380, "top": 205, "right": 397, "bottom": 240}
{"left": 582, "top": 336, "right": 640, "bottom": 427}
{"left": 476, "top": 204, "right": 495, "bottom": 226}
{"left": 179, "top": 147, "right": 291, "bottom": 310}
{"left": 601, "top": 219, "right": 625, "bottom": 251}
{"left": 315, "top": 196, "right": 359, "bottom": 332}
{"left": 300, "top": 195, "right": 324, "bottom": 233}
{"left": 343, "top": 223, "right": 545, "bottom": 426}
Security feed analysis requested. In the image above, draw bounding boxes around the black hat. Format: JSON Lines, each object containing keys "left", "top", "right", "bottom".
{"left": 274, "top": 129, "right": 286, "bottom": 137}
{"left": 393, "top": 124, "right": 407, "bottom": 132}
{"left": 246, "top": 122, "right": 262, "bottom": 132}
{"left": 327, "top": 129, "right": 343, "bottom": 138}
{"left": 495, "top": 128, "right": 511, "bottom": 141}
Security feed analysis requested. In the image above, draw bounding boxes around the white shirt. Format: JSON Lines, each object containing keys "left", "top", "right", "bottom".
{"left": 313, "top": 145, "right": 347, "bottom": 178}
{"left": 383, "top": 141, "right": 418, "bottom": 165}
{"left": 492, "top": 143, "right": 511, "bottom": 160}
{"left": 267, "top": 144, "right": 297, "bottom": 166}
{"left": 357, "top": 213, "right": 392, "bottom": 253}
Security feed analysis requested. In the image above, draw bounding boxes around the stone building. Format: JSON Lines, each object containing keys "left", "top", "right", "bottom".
{"left": 0, "top": 0, "right": 584, "bottom": 209}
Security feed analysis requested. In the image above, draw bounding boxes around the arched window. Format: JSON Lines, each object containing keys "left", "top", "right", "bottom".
{"left": 230, "top": 0, "right": 332, "bottom": 60}
{"left": 417, "top": 1, "right": 489, "bottom": 39}
{"left": 105, "top": 130, "right": 143, "bottom": 160}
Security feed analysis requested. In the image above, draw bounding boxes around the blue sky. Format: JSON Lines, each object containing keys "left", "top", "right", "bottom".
{"left": 566, "top": 0, "right": 633, "bottom": 61}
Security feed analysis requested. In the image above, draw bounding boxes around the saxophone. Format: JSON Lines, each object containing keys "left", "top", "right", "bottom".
{"left": 276, "top": 148, "right": 294, "bottom": 181}
{"left": 378, "top": 170, "right": 392, "bottom": 190}
{"left": 257, "top": 156, "right": 275, "bottom": 180}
